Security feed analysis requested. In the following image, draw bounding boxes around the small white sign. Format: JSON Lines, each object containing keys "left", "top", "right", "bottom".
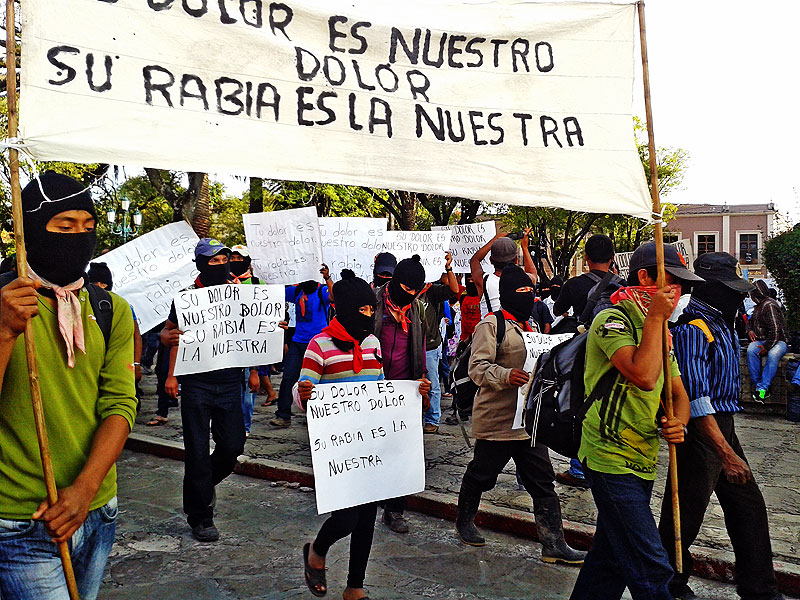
{"left": 173, "top": 284, "right": 285, "bottom": 376}
{"left": 433, "top": 222, "right": 496, "bottom": 274}
{"left": 306, "top": 380, "right": 425, "bottom": 514}
{"left": 243, "top": 207, "right": 323, "bottom": 285}
{"left": 319, "top": 217, "right": 387, "bottom": 283}
{"left": 513, "top": 333, "right": 573, "bottom": 429}
{"left": 382, "top": 230, "right": 452, "bottom": 283}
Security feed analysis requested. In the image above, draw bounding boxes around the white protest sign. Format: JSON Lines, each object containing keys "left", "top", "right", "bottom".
{"left": 614, "top": 240, "right": 694, "bottom": 281}
{"left": 173, "top": 284, "right": 285, "bottom": 376}
{"left": 20, "top": 1, "right": 651, "bottom": 219}
{"left": 382, "top": 230, "right": 452, "bottom": 282}
{"left": 433, "top": 222, "right": 496, "bottom": 274}
{"left": 92, "top": 222, "right": 199, "bottom": 332}
{"left": 243, "top": 207, "right": 323, "bottom": 285}
{"left": 306, "top": 380, "right": 424, "bottom": 514}
{"left": 319, "top": 217, "right": 387, "bottom": 282}
{"left": 513, "top": 332, "right": 573, "bottom": 429}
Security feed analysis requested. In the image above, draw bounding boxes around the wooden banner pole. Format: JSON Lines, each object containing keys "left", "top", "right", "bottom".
{"left": 637, "top": 1, "right": 683, "bottom": 573}
{"left": 5, "top": 1, "right": 81, "bottom": 596}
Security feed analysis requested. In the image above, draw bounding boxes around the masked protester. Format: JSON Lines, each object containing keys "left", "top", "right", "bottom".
{"left": 0, "top": 172, "right": 137, "bottom": 599}
{"left": 372, "top": 252, "right": 397, "bottom": 288}
{"left": 455, "top": 266, "right": 585, "bottom": 565}
{"left": 291, "top": 270, "right": 382, "bottom": 599}
{"left": 160, "top": 238, "right": 246, "bottom": 543}
{"left": 745, "top": 279, "right": 788, "bottom": 402}
{"left": 270, "top": 264, "right": 334, "bottom": 428}
{"left": 570, "top": 242, "right": 697, "bottom": 600}
{"left": 373, "top": 255, "right": 431, "bottom": 533}
{"left": 657, "top": 253, "right": 785, "bottom": 600}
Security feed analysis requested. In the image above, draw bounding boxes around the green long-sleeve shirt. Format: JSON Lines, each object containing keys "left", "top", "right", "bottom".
{"left": 0, "top": 289, "right": 137, "bottom": 518}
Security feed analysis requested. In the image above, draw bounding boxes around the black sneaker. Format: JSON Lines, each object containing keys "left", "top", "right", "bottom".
{"left": 670, "top": 583, "right": 698, "bottom": 600}
{"left": 191, "top": 520, "right": 219, "bottom": 542}
{"left": 382, "top": 510, "right": 409, "bottom": 533}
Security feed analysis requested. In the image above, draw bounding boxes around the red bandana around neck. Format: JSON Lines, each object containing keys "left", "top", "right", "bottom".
{"left": 500, "top": 309, "right": 534, "bottom": 332}
{"left": 323, "top": 318, "right": 365, "bottom": 372}
{"left": 610, "top": 285, "right": 681, "bottom": 317}
{"left": 385, "top": 295, "right": 412, "bottom": 333}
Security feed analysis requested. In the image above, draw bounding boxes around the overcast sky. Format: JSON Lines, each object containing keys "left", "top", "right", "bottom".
{"left": 634, "top": 1, "right": 799, "bottom": 221}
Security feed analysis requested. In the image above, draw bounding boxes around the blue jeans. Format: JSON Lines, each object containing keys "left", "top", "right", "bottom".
{"left": 747, "top": 340, "right": 787, "bottom": 392}
{"left": 0, "top": 497, "right": 118, "bottom": 600}
{"left": 424, "top": 346, "right": 442, "bottom": 425}
{"left": 570, "top": 469, "right": 673, "bottom": 600}
{"left": 241, "top": 369, "right": 255, "bottom": 433}
{"left": 181, "top": 379, "right": 245, "bottom": 526}
{"left": 275, "top": 340, "right": 309, "bottom": 420}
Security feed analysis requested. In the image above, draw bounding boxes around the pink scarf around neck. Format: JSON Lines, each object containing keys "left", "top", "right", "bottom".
{"left": 29, "top": 266, "right": 86, "bottom": 368}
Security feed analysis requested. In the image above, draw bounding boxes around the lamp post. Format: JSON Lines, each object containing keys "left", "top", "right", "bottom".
{"left": 106, "top": 198, "right": 142, "bottom": 244}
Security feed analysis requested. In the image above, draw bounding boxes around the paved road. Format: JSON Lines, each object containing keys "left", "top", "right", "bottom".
{"left": 104, "top": 451, "right": 759, "bottom": 600}
{"left": 134, "top": 371, "right": 800, "bottom": 568}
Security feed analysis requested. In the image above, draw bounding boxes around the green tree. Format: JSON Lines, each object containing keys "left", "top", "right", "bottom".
{"left": 763, "top": 226, "right": 800, "bottom": 330}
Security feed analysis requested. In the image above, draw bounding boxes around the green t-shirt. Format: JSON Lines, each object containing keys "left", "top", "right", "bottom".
{"left": 0, "top": 289, "right": 137, "bottom": 518}
{"left": 578, "top": 300, "right": 680, "bottom": 480}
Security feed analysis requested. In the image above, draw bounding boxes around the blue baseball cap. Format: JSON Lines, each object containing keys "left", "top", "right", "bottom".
{"left": 194, "top": 238, "right": 231, "bottom": 259}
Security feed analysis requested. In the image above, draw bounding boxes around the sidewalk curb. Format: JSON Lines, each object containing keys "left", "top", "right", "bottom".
{"left": 125, "top": 432, "right": 800, "bottom": 596}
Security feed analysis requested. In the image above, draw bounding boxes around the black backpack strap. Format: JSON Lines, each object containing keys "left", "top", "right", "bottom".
{"left": 492, "top": 310, "right": 506, "bottom": 352}
{"left": 85, "top": 284, "right": 113, "bottom": 351}
{"left": 483, "top": 274, "right": 492, "bottom": 312}
{"left": 579, "top": 270, "right": 617, "bottom": 325}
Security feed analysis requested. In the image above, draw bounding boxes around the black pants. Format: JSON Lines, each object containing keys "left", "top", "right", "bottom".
{"left": 461, "top": 438, "right": 557, "bottom": 502}
{"left": 154, "top": 343, "right": 173, "bottom": 419}
{"left": 313, "top": 502, "right": 378, "bottom": 589}
{"left": 181, "top": 378, "right": 246, "bottom": 527}
{"left": 658, "top": 414, "right": 779, "bottom": 600}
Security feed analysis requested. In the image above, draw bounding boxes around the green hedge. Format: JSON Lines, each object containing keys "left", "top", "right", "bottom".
{"left": 763, "top": 226, "right": 800, "bottom": 331}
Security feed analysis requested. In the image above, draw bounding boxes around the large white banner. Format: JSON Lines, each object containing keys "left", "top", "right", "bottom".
{"left": 173, "top": 284, "right": 285, "bottom": 376}
{"left": 243, "top": 207, "right": 323, "bottom": 285}
{"left": 382, "top": 230, "right": 452, "bottom": 282}
{"left": 306, "top": 380, "right": 425, "bottom": 514}
{"left": 319, "top": 217, "right": 387, "bottom": 282}
{"left": 20, "top": 1, "right": 651, "bottom": 219}
{"left": 513, "top": 332, "right": 572, "bottom": 429}
{"left": 92, "top": 222, "right": 199, "bottom": 332}
{"left": 433, "top": 222, "right": 495, "bottom": 274}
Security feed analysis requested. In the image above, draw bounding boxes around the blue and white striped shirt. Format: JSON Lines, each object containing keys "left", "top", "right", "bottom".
{"left": 672, "top": 297, "right": 742, "bottom": 417}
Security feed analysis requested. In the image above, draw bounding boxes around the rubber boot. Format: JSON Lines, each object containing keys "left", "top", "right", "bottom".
{"left": 455, "top": 488, "right": 485, "bottom": 547}
{"left": 533, "top": 496, "right": 586, "bottom": 565}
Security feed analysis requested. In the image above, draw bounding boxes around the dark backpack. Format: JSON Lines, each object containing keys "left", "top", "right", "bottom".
{"left": 0, "top": 271, "right": 114, "bottom": 350}
{"left": 450, "top": 311, "right": 506, "bottom": 417}
{"left": 578, "top": 271, "right": 624, "bottom": 326}
{"left": 523, "top": 306, "right": 635, "bottom": 458}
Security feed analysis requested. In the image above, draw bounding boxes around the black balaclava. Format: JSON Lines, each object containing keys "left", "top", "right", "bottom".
{"left": 301, "top": 280, "right": 320, "bottom": 295}
{"left": 229, "top": 255, "right": 251, "bottom": 277}
{"left": 22, "top": 171, "right": 97, "bottom": 286}
{"left": 87, "top": 262, "right": 113, "bottom": 291}
{"left": 693, "top": 281, "right": 745, "bottom": 324}
{"left": 549, "top": 275, "right": 564, "bottom": 301}
{"left": 373, "top": 273, "right": 392, "bottom": 288}
{"left": 499, "top": 265, "right": 535, "bottom": 322}
{"left": 388, "top": 255, "right": 426, "bottom": 308}
{"left": 196, "top": 253, "right": 231, "bottom": 287}
{"left": 333, "top": 269, "right": 377, "bottom": 342}
{"left": 465, "top": 277, "right": 478, "bottom": 297}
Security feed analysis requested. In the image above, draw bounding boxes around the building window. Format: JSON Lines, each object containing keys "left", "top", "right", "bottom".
{"left": 663, "top": 232, "right": 680, "bottom": 244}
{"left": 697, "top": 234, "right": 716, "bottom": 255}
{"left": 739, "top": 233, "right": 759, "bottom": 264}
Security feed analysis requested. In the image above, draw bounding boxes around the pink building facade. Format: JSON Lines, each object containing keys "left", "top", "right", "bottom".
{"left": 666, "top": 203, "right": 775, "bottom": 278}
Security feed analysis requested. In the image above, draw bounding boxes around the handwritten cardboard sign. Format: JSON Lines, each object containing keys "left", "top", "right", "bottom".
{"left": 382, "top": 230, "right": 452, "bottom": 283}
{"left": 92, "top": 222, "right": 199, "bottom": 332}
{"left": 319, "top": 217, "right": 387, "bottom": 283}
{"left": 306, "top": 380, "right": 424, "bottom": 514}
{"left": 173, "top": 284, "right": 284, "bottom": 376}
{"left": 433, "top": 222, "right": 496, "bottom": 274}
{"left": 513, "top": 332, "right": 573, "bottom": 429}
{"left": 614, "top": 240, "right": 695, "bottom": 281}
{"left": 244, "top": 207, "right": 323, "bottom": 285}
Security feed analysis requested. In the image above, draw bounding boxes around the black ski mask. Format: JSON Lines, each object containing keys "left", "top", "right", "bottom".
{"left": 549, "top": 276, "right": 564, "bottom": 301}
{"left": 196, "top": 254, "right": 231, "bottom": 287}
{"left": 229, "top": 256, "right": 251, "bottom": 277}
{"left": 333, "top": 269, "right": 377, "bottom": 342}
{"left": 388, "top": 255, "right": 426, "bottom": 308}
{"left": 22, "top": 171, "right": 97, "bottom": 286}
{"left": 692, "top": 281, "right": 745, "bottom": 324}
{"left": 499, "top": 265, "right": 535, "bottom": 322}
{"left": 301, "top": 280, "right": 320, "bottom": 295}
{"left": 373, "top": 273, "right": 392, "bottom": 288}
{"left": 465, "top": 278, "right": 478, "bottom": 297}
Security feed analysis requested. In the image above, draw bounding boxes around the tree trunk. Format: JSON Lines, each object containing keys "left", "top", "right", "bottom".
{"left": 187, "top": 172, "right": 211, "bottom": 238}
{"left": 398, "top": 190, "right": 417, "bottom": 230}
{"left": 249, "top": 177, "right": 263, "bottom": 213}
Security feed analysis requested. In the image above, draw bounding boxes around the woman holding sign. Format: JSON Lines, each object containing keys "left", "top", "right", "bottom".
{"left": 295, "top": 270, "right": 428, "bottom": 599}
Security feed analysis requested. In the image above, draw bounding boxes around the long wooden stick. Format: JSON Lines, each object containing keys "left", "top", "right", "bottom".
{"left": 637, "top": 1, "right": 683, "bottom": 574}
{"left": 5, "top": 1, "right": 81, "bottom": 597}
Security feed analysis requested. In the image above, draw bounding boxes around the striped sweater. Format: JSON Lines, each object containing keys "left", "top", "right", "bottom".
{"left": 293, "top": 333, "right": 384, "bottom": 407}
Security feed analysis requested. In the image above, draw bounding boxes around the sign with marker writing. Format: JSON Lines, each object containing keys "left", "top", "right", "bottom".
{"left": 92, "top": 222, "right": 199, "bottom": 332}
{"left": 173, "top": 284, "right": 285, "bottom": 376}
{"left": 513, "top": 332, "right": 573, "bottom": 429}
{"left": 433, "top": 222, "right": 495, "bottom": 274}
{"left": 614, "top": 240, "right": 694, "bottom": 281}
{"left": 20, "top": 1, "right": 651, "bottom": 219}
{"left": 382, "top": 230, "right": 452, "bottom": 282}
{"left": 319, "top": 217, "right": 387, "bottom": 282}
{"left": 244, "top": 207, "right": 323, "bottom": 285}
{"left": 306, "top": 380, "right": 424, "bottom": 514}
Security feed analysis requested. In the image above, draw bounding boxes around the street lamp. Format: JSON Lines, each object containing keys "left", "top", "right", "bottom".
{"left": 107, "top": 198, "right": 142, "bottom": 244}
